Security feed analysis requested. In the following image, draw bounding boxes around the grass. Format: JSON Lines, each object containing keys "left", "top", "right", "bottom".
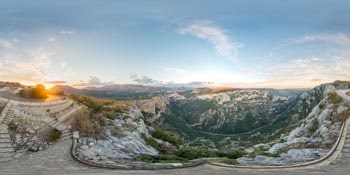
{"left": 209, "top": 158, "right": 238, "bottom": 165}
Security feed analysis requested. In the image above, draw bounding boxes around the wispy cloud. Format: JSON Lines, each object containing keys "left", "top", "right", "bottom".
{"left": 262, "top": 55, "right": 350, "bottom": 84}
{"left": 178, "top": 20, "right": 242, "bottom": 61}
{"left": 292, "top": 33, "right": 350, "bottom": 46}
{"left": 160, "top": 66, "right": 187, "bottom": 74}
{"left": 48, "top": 37, "right": 56, "bottom": 42}
{"left": 60, "top": 30, "right": 74, "bottom": 35}
{"left": 0, "top": 37, "right": 13, "bottom": 48}
{"left": 130, "top": 75, "right": 161, "bottom": 84}
{"left": 73, "top": 76, "right": 114, "bottom": 87}
{"left": 0, "top": 48, "right": 54, "bottom": 83}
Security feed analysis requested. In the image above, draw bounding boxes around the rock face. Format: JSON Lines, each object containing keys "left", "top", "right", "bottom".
{"left": 168, "top": 89, "right": 294, "bottom": 134}
{"left": 238, "top": 148, "right": 328, "bottom": 166}
{"left": 76, "top": 107, "right": 159, "bottom": 163}
{"left": 239, "top": 84, "right": 350, "bottom": 166}
{"left": 134, "top": 95, "right": 169, "bottom": 122}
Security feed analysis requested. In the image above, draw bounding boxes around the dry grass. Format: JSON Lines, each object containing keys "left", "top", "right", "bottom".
{"left": 211, "top": 87, "right": 236, "bottom": 93}
{"left": 71, "top": 109, "right": 106, "bottom": 139}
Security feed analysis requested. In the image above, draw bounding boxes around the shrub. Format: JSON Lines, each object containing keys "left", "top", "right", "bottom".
{"left": 48, "top": 128, "right": 62, "bottom": 142}
{"left": 333, "top": 109, "right": 350, "bottom": 123}
{"left": 328, "top": 92, "right": 342, "bottom": 104}
{"left": 210, "top": 158, "right": 237, "bottom": 165}
{"left": 8, "top": 122, "right": 17, "bottom": 131}
{"left": 71, "top": 110, "right": 105, "bottom": 139}
{"left": 134, "top": 154, "right": 188, "bottom": 163}
{"left": 19, "top": 84, "right": 47, "bottom": 99}
{"left": 309, "top": 117, "right": 319, "bottom": 134}
{"left": 141, "top": 134, "right": 161, "bottom": 150}
{"left": 219, "top": 149, "right": 245, "bottom": 159}
{"left": 152, "top": 128, "right": 183, "bottom": 146}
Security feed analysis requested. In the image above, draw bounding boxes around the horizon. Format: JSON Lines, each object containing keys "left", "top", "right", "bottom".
{"left": 0, "top": 0, "right": 350, "bottom": 89}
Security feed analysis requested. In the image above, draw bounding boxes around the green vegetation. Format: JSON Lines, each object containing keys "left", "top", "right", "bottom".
{"left": 247, "top": 146, "right": 278, "bottom": 158}
{"left": 152, "top": 128, "right": 183, "bottom": 146}
{"left": 328, "top": 92, "right": 342, "bottom": 104}
{"left": 209, "top": 158, "right": 238, "bottom": 165}
{"left": 135, "top": 147, "right": 243, "bottom": 164}
{"left": 135, "top": 154, "right": 188, "bottom": 163}
{"left": 309, "top": 117, "right": 319, "bottom": 134}
{"left": 8, "top": 122, "right": 17, "bottom": 131}
{"left": 47, "top": 128, "right": 62, "bottom": 142}
{"left": 141, "top": 133, "right": 161, "bottom": 150}
{"left": 173, "top": 147, "right": 244, "bottom": 160}
{"left": 19, "top": 84, "right": 47, "bottom": 99}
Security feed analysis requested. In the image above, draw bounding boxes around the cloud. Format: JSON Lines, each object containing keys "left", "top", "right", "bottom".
{"left": 262, "top": 55, "right": 350, "bottom": 84}
{"left": 48, "top": 37, "right": 56, "bottom": 42}
{"left": 73, "top": 76, "right": 114, "bottom": 87}
{"left": 44, "top": 80, "right": 67, "bottom": 84}
{"left": 60, "top": 30, "right": 74, "bottom": 35}
{"left": 0, "top": 48, "right": 54, "bottom": 83}
{"left": 0, "top": 37, "right": 13, "bottom": 48}
{"left": 88, "top": 76, "right": 101, "bottom": 85}
{"left": 240, "top": 68, "right": 252, "bottom": 73}
{"left": 293, "top": 33, "right": 350, "bottom": 46}
{"left": 178, "top": 20, "right": 242, "bottom": 61}
{"left": 130, "top": 75, "right": 160, "bottom": 84}
{"left": 160, "top": 66, "right": 187, "bottom": 74}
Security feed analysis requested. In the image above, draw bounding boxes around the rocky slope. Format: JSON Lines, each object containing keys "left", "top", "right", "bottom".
{"left": 168, "top": 89, "right": 295, "bottom": 134}
{"left": 238, "top": 84, "right": 350, "bottom": 165}
{"left": 75, "top": 106, "right": 159, "bottom": 164}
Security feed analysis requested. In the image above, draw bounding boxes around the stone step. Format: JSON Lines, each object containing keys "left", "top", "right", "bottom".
{"left": 0, "top": 142, "right": 13, "bottom": 148}
{"left": 0, "top": 138, "right": 12, "bottom": 143}
{"left": 0, "top": 134, "right": 10, "bottom": 139}
{"left": 0, "top": 147, "right": 14, "bottom": 153}
{"left": 342, "top": 149, "right": 350, "bottom": 153}
{"left": 0, "top": 152, "right": 14, "bottom": 158}
{"left": 0, "top": 157, "right": 13, "bottom": 162}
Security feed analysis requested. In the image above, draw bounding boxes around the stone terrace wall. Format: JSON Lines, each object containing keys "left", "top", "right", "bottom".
{"left": 0, "top": 97, "right": 73, "bottom": 116}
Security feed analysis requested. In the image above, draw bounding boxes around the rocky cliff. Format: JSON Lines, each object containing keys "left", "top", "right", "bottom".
{"left": 167, "top": 89, "right": 294, "bottom": 134}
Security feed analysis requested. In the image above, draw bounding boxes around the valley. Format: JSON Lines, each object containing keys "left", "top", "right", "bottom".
{"left": 0, "top": 80, "right": 349, "bottom": 171}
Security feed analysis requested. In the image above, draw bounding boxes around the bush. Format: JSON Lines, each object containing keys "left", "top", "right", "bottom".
{"left": 218, "top": 149, "right": 245, "bottom": 159}
{"left": 8, "top": 122, "right": 17, "bottom": 131}
{"left": 328, "top": 92, "right": 342, "bottom": 104}
{"left": 152, "top": 128, "right": 183, "bottom": 146}
{"left": 210, "top": 158, "right": 237, "bottom": 165}
{"left": 134, "top": 154, "right": 188, "bottom": 163}
{"left": 333, "top": 109, "right": 350, "bottom": 123}
{"left": 141, "top": 134, "right": 161, "bottom": 150}
{"left": 71, "top": 110, "right": 105, "bottom": 139}
{"left": 309, "top": 117, "right": 319, "bottom": 134}
{"left": 19, "top": 84, "right": 47, "bottom": 99}
{"left": 48, "top": 129, "right": 62, "bottom": 142}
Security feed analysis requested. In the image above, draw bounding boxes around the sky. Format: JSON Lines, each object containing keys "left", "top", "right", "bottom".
{"left": 0, "top": 0, "right": 349, "bottom": 89}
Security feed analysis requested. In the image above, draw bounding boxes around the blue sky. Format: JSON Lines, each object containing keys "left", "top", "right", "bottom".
{"left": 0, "top": 0, "right": 349, "bottom": 88}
